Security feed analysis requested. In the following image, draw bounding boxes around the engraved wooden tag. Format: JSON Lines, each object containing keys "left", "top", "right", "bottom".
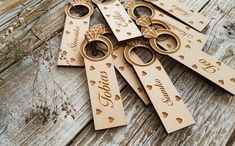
{"left": 90, "top": 24, "right": 150, "bottom": 105}
{"left": 124, "top": 0, "right": 208, "bottom": 51}
{"left": 80, "top": 27, "right": 126, "bottom": 130}
{"left": 144, "top": 0, "right": 210, "bottom": 31}
{"left": 124, "top": 39, "right": 195, "bottom": 133}
{"left": 57, "top": 0, "right": 94, "bottom": 66}
{"left": 136, "top": 16, "right": 235, "bottom": 95}
{"left": 92, "top": 0, "right": 142, "bottom": 41}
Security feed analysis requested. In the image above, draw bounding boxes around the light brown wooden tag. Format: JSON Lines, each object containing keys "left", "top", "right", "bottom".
{"left": 57, "top": 0, "right": 94, "bottom": 66}
{"left": 92, "top": 0, "right": 142, "bottom": 41}
{"left": 136, "top": 16, "right": 235, "bottom": 95}
{"left": 124, "top": 39, "right": 195, "bottom": 133}
{"left": 91, "top": 24, "right": 150, "bottom": 105}
{"left": 124, "top": 0, "right": 208, "bottom": 50}
{"left": 80, "top": 27, "right": 126, "bottom": 130}
{"left": 144, "top": 0, "right": 210, "bottom": 31}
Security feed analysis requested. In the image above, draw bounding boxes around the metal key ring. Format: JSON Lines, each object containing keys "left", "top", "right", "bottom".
{"left": 149, "top": 29, "right": 181, "bottom": 55}
{"left": 125, "top": 1, "right": 155, "bottom": 21}
{"left": 124, "top": 40, "right": 157, "bottom": 67}
{"left": 65, "top": 1, "right": 94, "bottom": 19}
{"left": 92, "top": 0, "right": 116, "bottom": 5}
{"left": 80, "top": 35, "right": 113, "bottom": 61}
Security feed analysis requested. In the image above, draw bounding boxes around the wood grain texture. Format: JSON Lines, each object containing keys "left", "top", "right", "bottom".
{"left": 0, "top": 0, "right": 235, "bottom": 146}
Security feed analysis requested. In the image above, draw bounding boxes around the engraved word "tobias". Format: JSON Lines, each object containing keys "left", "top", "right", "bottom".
{"left": 154, "top": 79, "right": 173, "bottom": 106}
{"left": 98, "top": 71, "right": 114, "bottom": 108}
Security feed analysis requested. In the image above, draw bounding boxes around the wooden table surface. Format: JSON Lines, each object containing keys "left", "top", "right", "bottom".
{"left": 0, "top": 0, "right": 235, "bottom": 145}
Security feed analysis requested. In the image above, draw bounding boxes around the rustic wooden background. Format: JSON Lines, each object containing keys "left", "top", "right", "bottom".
{"left": 0, "top": 0, "right": 235, "bottom": 145}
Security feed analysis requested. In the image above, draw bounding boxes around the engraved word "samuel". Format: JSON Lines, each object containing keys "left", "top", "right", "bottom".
{"left": 154, "top": 79, "right": 173, "bottom": 106}
{"left": 98, "top": 71, "right": 114, "bottom": 108}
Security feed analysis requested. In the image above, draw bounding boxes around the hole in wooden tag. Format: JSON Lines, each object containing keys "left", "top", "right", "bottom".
{"left": 69, "top": 5, "right": 89, "bottom": 17}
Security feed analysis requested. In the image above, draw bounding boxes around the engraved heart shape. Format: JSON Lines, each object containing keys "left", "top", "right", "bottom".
{"left": 116, "top": 29, "right": 120, "bottom": 33}
{"left": 176, "top": 118, "right": 183, "bottom": 124}
{"left": 216, "top": 62, "right": 221, "bottom": 66}
{"left": 185, "top": 44, "right": 191, "bottom": 49}
{"left": 231, "top": 78, "right": 235, "bottom": 83}
{"left": 119, "top": 66, "right": 125, "bottom": 71}
{"left": 106, "top": 63, "right": 112, "bottom": 68}
{"left": 219, "top": 80, "right": 224, "bottom": 85}
{"left": 189, "top": 21, "right": 194, "bottom": 24}
{"left": 192, "top": 64, "right": 198, "bottom": 69}
{"left": 65, "top": 31, "right": 70, "bottom": 34}
{"left": 108, "top": 117, "right": 114, "bottom": 123}
{"left": 115, "top": 95, "right": 121, "bottom": 101}
{"left": 90, "top": 66, "right": 95, "bottom": 71}
{"left": 197, "top": 39, "right": 202, "bottom": 43}
{"left": 156, "top": 66, "right": 161, "bottom": 71}
{"left": 167, "top": 44, "right": 172, "bottom": 48}
{"left": 106, "top": 14, "right": 110, "bottom": 17}
{"left": 175, "top": 95, "right": 182, "bottom": 101}
{"left": 90, "top": 80, "right": 96, "bottom": 86}
{"left": 137, "top": 87, "right": 144, "bottom": 93}
{"left": 127, "top": 32, "right": 132, "bottom": 36}
{"left": 179, "top": 55, "right": 184, "bottom": 60}
{"left": 146, "top": 85, "right": 152, "bottom": 90}
{"left": 112, "top": 55, "right": 117, "bottom": 59}
{"left": 70, "top": 58, "right": 75, "bottom": 62}
{"left": 162, "top": 112, "right": 168, "bottom": 118}
{"left": 199, "top": 21, "right": 204, "bottom": 24}
{"left": 96, "top": 109, "right": 102, "bottom": 115}
{"left": 141, "top": 71, "right": 147, "bottom": 76}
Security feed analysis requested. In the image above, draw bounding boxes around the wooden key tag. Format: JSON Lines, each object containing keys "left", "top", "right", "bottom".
{"left": 80, "top": 26, "right": 126, "bottom": 130}
{"left": 144, "top": 0, "right": 210, "bottom": 31}
{"left": 90, "top": 24, "right": 150, "bottom": 105}
{"left": 123, "top": 39, "right": 195, "bottom": 133}
{"left": 92, "top": 0, "right": 142, "bottom": 41}
{"left": 57, "top": 0, "right": 94, "bottom": 67}
{"left": 123, "top": 0, "right": 208, "bottom": 51}
{"left": 136, "top": 16, "right": 235, "bottom": 95}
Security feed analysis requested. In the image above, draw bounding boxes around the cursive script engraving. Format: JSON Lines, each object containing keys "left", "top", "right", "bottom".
{"left": 113, "top": 11, "right": 128, "bottom": 28}
{"left": 199, "top": 59, "right": 220, "bottom": 73}
{"left": 165, "top": 22, "right": 193, "bottom": 38}
{"left": 154, "top": 79, "right": 173, "bottom": 106}
{"left": 69, "top": 26, "right": 80, "bottom": 48}
{"left": 172, "top": 5, "right": 192, "bottom": 17}
{"left": 98, "top": 71, "right": 114, "bottom": 108}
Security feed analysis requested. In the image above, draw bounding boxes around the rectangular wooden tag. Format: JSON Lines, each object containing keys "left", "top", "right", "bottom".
{"left": 94, "top": 0, "right": 142, "bottom": 41}
{"left": 152, "top": 9, "right": 208, "bottom": 50}
{"left": 157, "top": 33, "right": 235, "bottom": 95}
{"left": 57, "top": 2, "right": 93, "bottom": 66}
{"left": 124, "top": 40, "right": 195, "bottom": 133}
{"left": 84, "top": 54, "right": 126, "bottom": 130}
{"left": 112, "top": 45, "right": 150, "bottom": 105}
{"left": 145, "top": 0, "right": 210, "bottom": 31}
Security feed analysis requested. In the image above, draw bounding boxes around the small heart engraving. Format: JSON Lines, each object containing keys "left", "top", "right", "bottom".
{"left": 115, "top": 95, "right": 121, "bottom": 101}
{"left": 96, "top": 109, "right": 102, "bottom": 115}
{"left": 112, "top": 55, "right": 117, "bottom": 59}
{"left": 146, "top": 85, "right": 152, "bottom": 91}
{"left": 108, "top": 117, "right": 114, "bottom": 123}
{"left": 141, "top": 71, "right": 147, "bottom": 76}
{"left": 162, "top": 112, "right": 168, "bottom": 118}
{"left": 90, "top": 66, "right": 95, "bottom": 71}
{"left": 119, "top": 66, "right": 125, "bottom": 71}
{"left": 175, "top": 95, "right": 181, "bottom": 101}
{"left": 106, "top": 63, "right": 112, "bottom": 68}
{"left": 90, "top": 80, "right": 96, "bottom": 86}
{"left": 219, "top": 80, "right": 224, "bottom": 85}
{"left": 176, "top": 118, "right": 183, "bottom": 124}
{"left": 156, "top": 66, "right": 161, "bottom": 71}
{"left": 192, "top": 64, "right": 198, "bottom": 69}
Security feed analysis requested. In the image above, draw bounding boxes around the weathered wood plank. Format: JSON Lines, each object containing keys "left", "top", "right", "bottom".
{"left": 0, "top": 0, "right": 235, "bottom": 145}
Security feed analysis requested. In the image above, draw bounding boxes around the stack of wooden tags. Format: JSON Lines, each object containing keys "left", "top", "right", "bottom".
{"left": 57, "top": 0, "right": 235, "bottom": 134}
